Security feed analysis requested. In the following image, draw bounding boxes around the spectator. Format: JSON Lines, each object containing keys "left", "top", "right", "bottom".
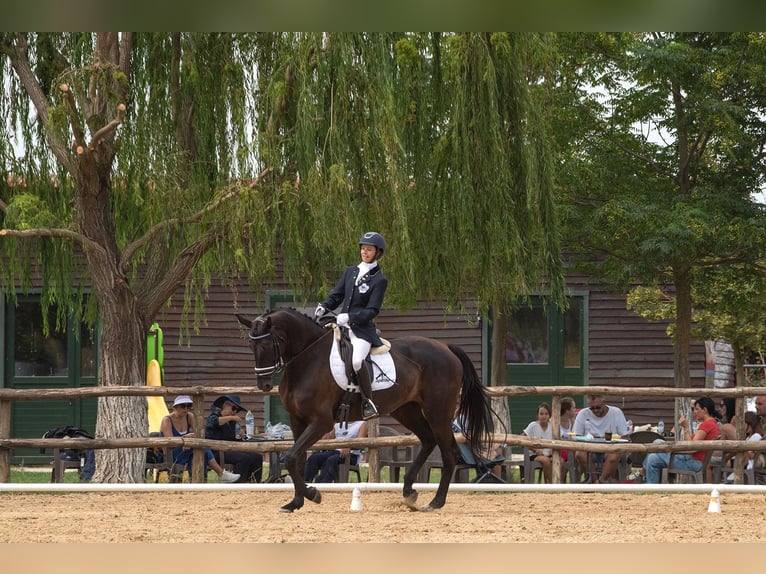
{"left": 160, "top": 395, "right": 239, "bottom": 483}
{"left": 572, "top": 395, "right": 630, "bottom": 483}
{"left": 205, "top": 394, "right": 264, "bottom": 483}
{"left": 559, "top": 396, "right": 577, "bottom": 470}
{"left": 718, "top": 397, "right": 737, "bottom": 425}
{"left": 305, "top": 420, "right": 367, "bottom": 483}
{"left": 710, "top": 398, "right": 736, "bottom": 469}
{"left": 740, "top": 411, "right": 763, "bottom": 474}
{"left": 522, "top": 403, "right": 557, "bottom": 483}
{"left": 755, "top": 396, "right": 766, "bottom": 424}
{"left": 643, "top": 397, "right": 721, "bottom": 483}
{"left": 559, "top": 397, "right": 576, "bottom": 437}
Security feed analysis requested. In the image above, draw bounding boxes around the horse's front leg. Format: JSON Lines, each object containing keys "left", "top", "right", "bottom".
{"left": 279, "top": 421, "right": 332, "bottom": 513}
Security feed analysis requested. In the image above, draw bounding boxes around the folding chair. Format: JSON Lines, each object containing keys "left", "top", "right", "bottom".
{"left": 377, "top": 425, "right": 414, "bottom": 482}
{"left": 522, "top": 446, "right": 545, "bottom": 484}
{"left": 662, "top": 437, "right": 720, "bottom": 484}
{"left": 456, "top": 442, "right": 506, "bottom": 484}
{"left": 627, "top": 430, "right": 664, "bottom": 482}
{"left": 144, "top": 432, "right": 173, "bottom": 482}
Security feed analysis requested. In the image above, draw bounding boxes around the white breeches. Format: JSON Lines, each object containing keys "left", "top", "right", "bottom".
{"left": 349, "top": 330, "right": 371, "bottom": 372}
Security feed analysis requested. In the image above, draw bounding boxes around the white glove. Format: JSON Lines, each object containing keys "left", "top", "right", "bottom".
{"left": 314, "top": 304, "right": 326, "bottom": 318}
{"left": 336, "top": 313, "right": 349, "bottom": 327}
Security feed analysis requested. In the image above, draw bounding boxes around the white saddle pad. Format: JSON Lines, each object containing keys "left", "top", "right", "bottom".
{"left": 329, "top": 337, "right": 396, "bottom": 392}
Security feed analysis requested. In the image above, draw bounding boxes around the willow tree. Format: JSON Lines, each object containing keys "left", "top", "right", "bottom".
{"left": 0, "top": 32, "right": 562, "bottom": 482}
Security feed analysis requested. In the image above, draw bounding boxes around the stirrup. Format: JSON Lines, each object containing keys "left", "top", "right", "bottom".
{"left": 362, "top": 399, "right": 379, "bottom": 420}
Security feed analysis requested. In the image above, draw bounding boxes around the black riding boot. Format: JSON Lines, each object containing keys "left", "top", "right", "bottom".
{"left": 352, "top": 369, "right": 379, "bottom": 420}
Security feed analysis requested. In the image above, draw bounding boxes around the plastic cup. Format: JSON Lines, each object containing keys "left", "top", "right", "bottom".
{"left": 604, "top": 431, "right": 613, "bottom": 441}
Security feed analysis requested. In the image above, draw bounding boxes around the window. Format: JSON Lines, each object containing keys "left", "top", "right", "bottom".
{"left": 505, "top": 306, "right": 549, "bottom": 365}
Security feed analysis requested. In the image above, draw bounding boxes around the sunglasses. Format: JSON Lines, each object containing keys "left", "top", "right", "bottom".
{"left": 177, "top": 404, "right": 192, "bottom": 409}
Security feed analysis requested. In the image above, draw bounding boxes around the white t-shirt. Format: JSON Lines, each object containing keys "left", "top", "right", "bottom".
{"left": 573, "top": 405, "right": 629, "bottom": 438}
{"left": 747, "top": 432, "right": 762, "bottom": 470}
{"left": 522, "top": 420, "right": 553, "bottom": 456}
{"left": 334, "top": 421, "right": 365, "bottom": 458}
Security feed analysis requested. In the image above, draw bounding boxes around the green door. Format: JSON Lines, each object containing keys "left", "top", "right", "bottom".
{"left": 500, "top": 295, "right": 587, "bottom": 434}
{"left": 4, "top": 297, "right": 98, "bottom": 464}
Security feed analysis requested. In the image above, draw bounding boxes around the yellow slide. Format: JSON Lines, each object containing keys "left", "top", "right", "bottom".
{"left": 146, "top": 359, "right": 169, "bottom": 433}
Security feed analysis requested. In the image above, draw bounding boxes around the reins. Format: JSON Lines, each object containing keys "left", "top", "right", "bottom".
{"left": 248, "top": 316, "right": 332, "bottom": 375}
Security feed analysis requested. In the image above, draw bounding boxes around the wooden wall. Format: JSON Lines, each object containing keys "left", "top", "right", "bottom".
{"left": 577, "top": 275, "right": 706, "bottom": 426}
{"left": 156, "top": 278, "right": 482, "bottom": 430}
{"left": 156, "top": 273, "right": 706, "bottom": 432}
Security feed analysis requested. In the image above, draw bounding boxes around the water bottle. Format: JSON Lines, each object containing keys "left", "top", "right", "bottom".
{"left": 245, "top": 410, "right": 255, "bottom": 436}
{"left": 657, "top": 419, "right": 665, "bottom": 436}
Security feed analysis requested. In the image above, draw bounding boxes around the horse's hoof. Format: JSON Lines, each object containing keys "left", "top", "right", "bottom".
{"left": 404, "top": 492, "right": 419, "bottom": 510}
{"left": 280, "top": 500, "right": 303, "bottom": 513}
{"left": 306, "top": 486, "right": 322, "bottom": 504}
{"left": 420, "top": 504, "right": 437, "bottom": 512}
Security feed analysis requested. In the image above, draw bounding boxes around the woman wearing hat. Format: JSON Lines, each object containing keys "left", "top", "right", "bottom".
{"left": 160, "top": 395, "right": 240, "bottom": 483}
{"left": 314, "top": 231, "right": 388, "bottom": 420}
{"left": 205, "top": 395, "right": 263, "bottom": 483}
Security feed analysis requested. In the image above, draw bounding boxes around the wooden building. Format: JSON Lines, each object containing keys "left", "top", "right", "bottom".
{"left": 154, "top": 271, "right": 708, "bottom": 435}
{"left": 1, "top": 268, "right": 708, "bottom": 464}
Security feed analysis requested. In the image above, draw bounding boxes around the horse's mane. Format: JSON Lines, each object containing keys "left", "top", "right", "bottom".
{"left": 268, "top": 307, "right": 325, "bottom": 334}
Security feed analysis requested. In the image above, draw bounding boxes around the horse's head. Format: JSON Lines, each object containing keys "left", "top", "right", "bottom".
{"left": 236, "top": 312, "right": 281, "bottom": 392}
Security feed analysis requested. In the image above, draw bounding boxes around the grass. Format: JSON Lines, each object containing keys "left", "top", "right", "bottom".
{"left": 8, "top": 463, "right": 525, "bottom": 484}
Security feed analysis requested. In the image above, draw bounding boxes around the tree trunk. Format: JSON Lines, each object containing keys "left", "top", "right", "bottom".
{"left": 77, "top": 176, "right": 148, "bottom": 482}
{"left": 90, "top": 298, "right": 149, "bottom": 483}
{"left": 674, "top": 267, "right": 693, "bottom": 434}
{"left": 491, "top": 311, "right": 511, "bottom": 431}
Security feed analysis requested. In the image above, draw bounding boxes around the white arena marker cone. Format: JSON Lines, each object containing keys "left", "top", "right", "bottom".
{"left": 350, "top": 487, "right": 363, "bottom": 512}
{"left": 708, "top": 488, "right": 721, "bottom": 513}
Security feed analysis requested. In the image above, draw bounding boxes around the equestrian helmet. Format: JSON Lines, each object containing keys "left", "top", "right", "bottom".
{"left": 359, "top": 232, "right": 386, "bottom": 257}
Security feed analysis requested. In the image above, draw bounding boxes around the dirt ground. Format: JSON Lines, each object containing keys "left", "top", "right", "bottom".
{"left": 0, "top": 488, "right": 763, "bottom": 543}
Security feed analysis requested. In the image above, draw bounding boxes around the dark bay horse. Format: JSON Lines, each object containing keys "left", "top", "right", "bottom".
{"left": 236, "top": 308, "right": 494, "bottom": 512}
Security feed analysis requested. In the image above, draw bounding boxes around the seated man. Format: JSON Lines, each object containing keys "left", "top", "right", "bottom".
{"left": 572, "top": 394, "right": 631, "bottom": 483}
{"left": 305, "top": 420, "right": 367, "bottom": 483}
{"left": 205, "top": 395, "right": 263, "bottom": 483}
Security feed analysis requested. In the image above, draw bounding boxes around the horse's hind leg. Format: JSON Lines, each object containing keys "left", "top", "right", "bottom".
{"left": 392, "top": 403, "right": 438, "bottom": 511}
{"left": 394, "top": 403, "right": 459, "bottom": 512}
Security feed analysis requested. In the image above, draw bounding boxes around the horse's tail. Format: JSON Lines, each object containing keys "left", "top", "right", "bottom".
{"left": 449, "top": 344, "right": 495, "bottom": 457}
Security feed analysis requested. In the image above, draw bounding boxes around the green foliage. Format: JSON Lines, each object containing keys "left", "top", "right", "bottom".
{"left": 557, "top": 32, "right": 766, "bottom": 362}
{"left": 1, "top": 32, "right": 564, "bottom": 337}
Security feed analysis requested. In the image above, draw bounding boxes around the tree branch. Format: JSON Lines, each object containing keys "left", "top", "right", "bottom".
{"left": 89, "top": 103, "right": 126, "bottom": 149}
{"left": 119, "top": 167, "right": 272, "bottom": 272}
{"left": 59, "top": 83, "right": 87, "bottom": 150}
{"left": 0, "top": 226, "right": 107, "bottom": 256}
{"left": 6, "top": 33, "right": 74, "bottom": 173}
{"left": 140, "top": 229, "right": 222, "bottom": 321}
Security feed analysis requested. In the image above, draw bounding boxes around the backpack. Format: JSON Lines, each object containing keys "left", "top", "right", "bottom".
{"left": 41, "top": 426, "right": 94, "bottom": 459}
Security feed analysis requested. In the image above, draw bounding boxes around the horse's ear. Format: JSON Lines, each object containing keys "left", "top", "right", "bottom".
{"left": 235, "top": 313, "right": 252, "bottom": 328}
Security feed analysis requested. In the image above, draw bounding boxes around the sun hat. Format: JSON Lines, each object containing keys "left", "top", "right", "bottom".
{"left": 171, "top": 395, "right": 194, "bottom": 408}
{"left": 212, "top": 394, "right": 245, "bottom": 411}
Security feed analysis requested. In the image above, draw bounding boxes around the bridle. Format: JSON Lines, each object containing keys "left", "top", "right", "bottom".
{"left": 248, "top": 318, "right": 284, "bottom": 376}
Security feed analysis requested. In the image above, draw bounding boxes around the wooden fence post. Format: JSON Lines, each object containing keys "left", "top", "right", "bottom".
{"left": 191, "top": 394, "right": 205, "bottom": 483}
{"left": 0, "top": 399, "right": 10, "bottom": 482}
{"left": 366, "top": 418, "right": 379, "bottom": 482}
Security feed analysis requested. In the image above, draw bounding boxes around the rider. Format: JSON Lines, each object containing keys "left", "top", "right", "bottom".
{"left": 315, "top": 232, "right": 388, "bottom": 420}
